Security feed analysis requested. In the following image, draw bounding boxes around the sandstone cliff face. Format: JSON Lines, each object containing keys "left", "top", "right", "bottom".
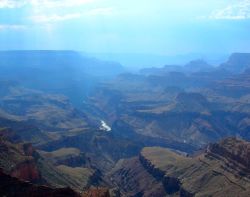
{"left": 107, "top": 157, "right": 167, "bottom": 197}
{"left": 10, "top": 160, "right": 41, "bottom": 182}
{"left": 0, "top": 138, "right": 97, "bottom": 191}
{"left": 82, "top": 187, "right": 111, "bottom": 197}
{"left": 139, "top": 153, "right": 192, "bottom": 196}
{"left": 138, "top": 138, "right": 250, "bottom": 197}
{"left": 9, "top": 143, "right": 42, "bottom": 182}
{"left": 23, "top": 143, "right": 36, "bottom": 156}
{"left": 139, "top": 153, "right": 165, "bottom": 180}
{"left": 0, "top": 138, "right": 115, "bottom": 197}
{"left": 0, "top": 138, "right": 40, "bottom": 178}
{"left": 207, "top": 137, "right": 250, "bottom": 170}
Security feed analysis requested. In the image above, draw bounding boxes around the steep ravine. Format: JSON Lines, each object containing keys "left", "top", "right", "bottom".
{"left": 139, "top": 153, "right": 194, "bottom": 197}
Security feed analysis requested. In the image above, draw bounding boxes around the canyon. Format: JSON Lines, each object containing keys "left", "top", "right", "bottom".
{"left": 0, "top": 51, "right": 250, "bottom": 196}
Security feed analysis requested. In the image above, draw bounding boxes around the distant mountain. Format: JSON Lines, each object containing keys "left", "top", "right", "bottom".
{"left": 140, "top": 59, "right": 214, "bottom": 75}
{"left": 184, "top": 59, "right": 213, "bottom": 72}
{"left": 0, "top": 50, "right": 124, "bottom": 76}
{"left": 91, "top": 52, "right": 227, "bottom": 70}
{"left": 0, "top": 50, "right": 125, "bottom": 106}
{"left": 214, "top": 68, "right": 250, "bottom": 98}
{"left": 141, "top": 53, "right": 250, "bottom": 76}
{"left": 220, "top": 53, "right": 250, "bottom": 73}
{"left": 140, "top": 65, "right": 182, "bottom": 75}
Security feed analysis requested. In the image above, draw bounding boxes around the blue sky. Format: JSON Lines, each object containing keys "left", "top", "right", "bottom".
{"left": 0, "top": 0, "right": 250, "bottom": 55}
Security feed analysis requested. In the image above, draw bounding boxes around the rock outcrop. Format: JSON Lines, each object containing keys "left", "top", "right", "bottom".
{"left": 0, "top": 168, "right": 80, "bottom": 197}
{"left": 0, "top": 137, "right": 95, "bottom": 191}
{"left": 107, "top": 157, "right": 167, "bottom": 197}
{"left": 82, "top": 187, "right": 111, "bottom": 197}
{"left": 207, "top": 137, "right": 250, "bottom": 170}
{"left": 139, "top": 153, "right": 191, "bottom": 196}
{"left": 138, "top": 138, "right": 250, "bottom": 197}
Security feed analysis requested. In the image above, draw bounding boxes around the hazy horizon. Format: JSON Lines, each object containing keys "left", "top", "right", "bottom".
{"left": 0, "top": 49, "right": 230, "bottom": 69}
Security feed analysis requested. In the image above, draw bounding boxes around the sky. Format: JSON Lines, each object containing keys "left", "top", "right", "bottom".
{"left": 0, "top": 0, "right": 250, "bottom": 55}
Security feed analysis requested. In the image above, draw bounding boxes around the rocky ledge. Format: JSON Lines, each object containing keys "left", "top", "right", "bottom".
{"left": 207, "top": 137, "right": 250, "bottom": 171}
{"left": 139, "top": 152, "right": 193, "bottom": 196}
{"left": 139, "top": 138, "right": 250, "bottom": 197}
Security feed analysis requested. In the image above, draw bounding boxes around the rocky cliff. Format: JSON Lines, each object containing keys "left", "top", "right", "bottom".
{"left": 0, "top": 168, "right": 80, "bottom": 197}
{"left": 139, "top": 138, "right": 250, "bottom": 197}
{"left": 108, "top": 137, "right": 250, "bottom": 197}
